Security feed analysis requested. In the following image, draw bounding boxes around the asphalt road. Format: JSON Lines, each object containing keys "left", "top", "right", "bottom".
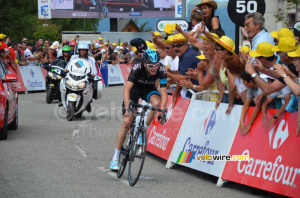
{"left": 0, "top": 86, "right": 266, "bottom": 198}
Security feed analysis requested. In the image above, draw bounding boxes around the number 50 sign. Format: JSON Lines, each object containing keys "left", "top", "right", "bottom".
{"left": 228, "top": 0, "right": 266, "bottom": 27}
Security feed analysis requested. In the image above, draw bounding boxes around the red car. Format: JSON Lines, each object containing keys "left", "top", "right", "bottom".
{"left": 0, "top": 59, "right": 18, "bottom": 140}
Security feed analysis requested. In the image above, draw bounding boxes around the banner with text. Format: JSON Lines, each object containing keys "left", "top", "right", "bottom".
{"left": 8, "top": 66, "right": 26, "bottom": 92}
{"left": 119, "top": 63, "right": 132, "bottom": 83}
{"left": 147, "top": 96, "right": 190, "bottom": 160}
{"left": 221, "top": 108, "right": 300, "bottom": 197}
{"left": 19, "top": 66, "right": 46, "bottom": 91}
{"left": 169, "top": 100, "right": 242, "bottom": 177}
{"left": 108, "top": 64, "right": 125, "bottom": 85}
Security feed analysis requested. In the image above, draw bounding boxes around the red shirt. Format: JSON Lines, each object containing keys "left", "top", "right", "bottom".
{"left": 0, "top": 42, "right": 8, "bottom": 49}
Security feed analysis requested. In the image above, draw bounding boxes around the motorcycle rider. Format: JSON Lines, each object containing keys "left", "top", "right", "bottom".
{"left": 62, "top": 43, "right": 98, "bottom": 111}
{"left": 57, "top": 45, "right": 71, "bottom": 62}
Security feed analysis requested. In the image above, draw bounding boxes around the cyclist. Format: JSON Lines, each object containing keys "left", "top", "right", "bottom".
{"left": 110, "top": 49, "right": 168, "bottom": 171}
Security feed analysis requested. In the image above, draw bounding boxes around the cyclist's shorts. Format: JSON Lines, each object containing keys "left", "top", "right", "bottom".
{"left": 122, "top": 86, "right": 161, "bottom": 115}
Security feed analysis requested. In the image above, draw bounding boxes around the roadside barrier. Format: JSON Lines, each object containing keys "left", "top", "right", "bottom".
{"left": 146, "top": 89, "right": 299, "bottom": 197}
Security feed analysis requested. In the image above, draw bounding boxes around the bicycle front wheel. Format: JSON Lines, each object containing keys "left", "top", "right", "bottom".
{"left": 128, "top": 127, "right": 147, "bottom": 186}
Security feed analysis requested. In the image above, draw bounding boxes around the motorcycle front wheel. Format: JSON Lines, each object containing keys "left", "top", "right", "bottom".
{"left": 46, "top": 88, "right": 53, "bottom": 104}
{"left": 67, "top": 101, "right": 75, "bottom": 121}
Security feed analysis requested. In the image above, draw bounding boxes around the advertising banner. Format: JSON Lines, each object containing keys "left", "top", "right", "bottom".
{"left": 38, "top": 0, "right": 51, "bottom": 19}
{"left": 51, "top": 0, "right": 74, "bottom": 10}
{"left": 169, "top": 100, "right": 242, "bottom": 177}
{"left": 19, "top": 66, "right": 46, "bottom": 91}
{"left": 50, "top": 0, "right": 175, "bottom": 18}
{"left": 107, "top": 64, "right": 125, "bottom": 85}
{"left": 221, "top": 108, "right": 300, "bottom": 197}
{"left": 147, "top": 96, "right": 190, "bottom": 160}
{"left": 119, "top": 63, "right": 132, "bottom": 82}
{"left": 8, "top": 66, "right": 26, "bottom": 92}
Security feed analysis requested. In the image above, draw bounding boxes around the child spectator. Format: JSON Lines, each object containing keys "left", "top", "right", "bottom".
{"left": 239, "top": 70, "right": 264, "bottom": 135}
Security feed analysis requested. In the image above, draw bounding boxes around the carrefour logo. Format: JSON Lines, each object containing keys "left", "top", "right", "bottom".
{"left": 109, "top": 66, "right": 114, "bottom": 74}
{"left": 203, "top": 111, "right": 216, "bottom": 135}
{"left": 165, "top": 103, "right": 173, "bottom": 123}
{"left": 269, "top": 119, "right": 289, "bottom": 149}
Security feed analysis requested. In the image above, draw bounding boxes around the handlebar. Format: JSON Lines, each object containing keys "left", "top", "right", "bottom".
{"left": 129, "top": 102, "right": 167, "bottom": 123}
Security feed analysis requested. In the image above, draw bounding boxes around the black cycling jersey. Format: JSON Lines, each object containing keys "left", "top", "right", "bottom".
{"left": 128, "top": 62, "right": 167, "bottom": 88}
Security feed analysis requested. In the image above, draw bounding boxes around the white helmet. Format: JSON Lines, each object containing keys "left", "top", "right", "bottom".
{"left": 78, "top": 43, "right": 89, "bottom": 50}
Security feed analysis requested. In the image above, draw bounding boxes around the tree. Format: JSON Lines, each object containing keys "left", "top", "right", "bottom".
{"left": 274, "top": 0, "right": 299, "bottom": 26}
{"left": 133, "top": 19, "right": 152, "bottom": 32}
{"left": 0, "top": 1, "right": 99, "bottom": 42}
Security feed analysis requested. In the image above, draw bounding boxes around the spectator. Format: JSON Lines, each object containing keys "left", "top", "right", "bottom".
{"left": 239, "top": 70, "right": 264, "bottom": 135}
{"left": 8, "top": 41, "right": 18, "bottom": 72}
{"left": 49, "top": 45, "right": 57, "bottom": 63}
{"left": 171, "top": 33, "right": 200, "bottom": 101}
{"left": 69, "top": 40, "right": 77, "bottom": 56}
{"left": 21, "top": 37, "right": 28, "bottom": 43}
{"left": 32, "top": 40, "right": 40, "bottom": 55}
{"left": 38, "top": 38, "right": 43, "bottom": 47}
{"left": 44, "top": 39, "right": 50, "bottom": 48}
{"left": 24, "top": 43, "right": 37, "bottom": 65}
{"left": 244, "top": 12, "right": 274, "bottom": 52}
{"left": 98, "top": 37, "right": 104, "bottom": 45}
{"left": 194, "top": 0, "right": 222, "bottom": 31}
{"left": 245, "top": 37, "right": 298, "bottom": 96}
{"left": 110, "top": 48, "right": 120, "bottom": 65}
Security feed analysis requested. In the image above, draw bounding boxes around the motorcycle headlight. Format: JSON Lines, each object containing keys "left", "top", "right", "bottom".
{"left": 66, "top": 80, "right": 73, "bottom": 87}
{"left": 48, "top": 72, "right": 53, "bottom": 78}
{"left": 76, "top": 82, "right": 86, "bottom": 89}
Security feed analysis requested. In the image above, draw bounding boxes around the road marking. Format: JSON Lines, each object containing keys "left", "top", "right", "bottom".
{"left": 96, "top": 111, "right": 109, "bottom": 117}
{"left": 140, "top": 175, "right": 154, "bottom": 180}
{"left": 79, "top": 121, "right": 87, "bottom": 127}
{"left": 72, "top": 129, "right": 80, "bottom": 138}
{"left": 21, "top": 101, "right": 33, "bottom": 103}
{"left": 111, "top": 107, "right": 120, "bottom": 110}
{"left": 98, "top": 167, "right": 129, "bottom": 185}
{"left": 75, "top": 144, "right": 88, "bottom": 157}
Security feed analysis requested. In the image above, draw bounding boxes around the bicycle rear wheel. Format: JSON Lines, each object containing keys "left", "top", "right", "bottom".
{"left": 128, "top": 127, "right": 147, "bottom": 186}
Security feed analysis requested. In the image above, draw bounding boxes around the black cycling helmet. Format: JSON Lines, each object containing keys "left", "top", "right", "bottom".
{"left": 142, "top": 49, "right": 160, "bottom": 64}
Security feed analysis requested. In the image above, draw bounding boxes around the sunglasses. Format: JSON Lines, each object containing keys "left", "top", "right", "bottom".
{"left": 165, "top": 46, "right": 174, "bottom": 50}
{"left": 215, "top": 47, "right": 224, "bottom": 51}
{"left": 244, "top": 22, "right": 253, "bottom": 27}
{"left": 173, "top": 43, "right": 186, "bottom": 48}
{"left": 146, "top": 63, "right": 160, "bottom": 68}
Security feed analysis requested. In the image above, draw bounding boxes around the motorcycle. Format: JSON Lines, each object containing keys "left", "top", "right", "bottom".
{"left": 46, "top": 60, "right": 67, "bottom": 104}
{"left": 60, "top": 58, "right": 103, "bottom": 121}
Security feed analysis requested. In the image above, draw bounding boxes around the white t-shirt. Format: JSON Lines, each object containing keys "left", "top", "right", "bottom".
{"left": 235, "top": 77, "right": 247, "bottom": 95}
{"left": 160, "top": 56, "right": 173, "bottom": 67}
{"left": 192, "top": 23, "right": 209, "bottom": 44}
{"left": 170, "top": 56, "right": 179, "bottom": 71}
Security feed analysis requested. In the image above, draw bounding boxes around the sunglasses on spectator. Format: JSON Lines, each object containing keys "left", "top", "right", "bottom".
{"left": 165, "top": 46, "right": 174, "bottom": 50}
{"left": 244, "top": 22, "right": 253, "bottom": 27}
{"left": 215, "top": 47, "right": 224, "bottom": 51}
{"left": 146, "top": 63, "right": 160, "bottom": 68}
{"left": 173, "top": 43, "right": 186, "bottom": 48}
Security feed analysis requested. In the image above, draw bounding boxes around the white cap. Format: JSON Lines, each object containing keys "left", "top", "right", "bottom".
{"left": 95, "top": 43, "right": 100, "bottom": 48}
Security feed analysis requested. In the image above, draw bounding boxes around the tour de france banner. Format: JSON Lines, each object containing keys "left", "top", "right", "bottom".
{"left": 19, "top": 66, "right": 46, "bottom": 91}
{"left": 221, "top": 108, "right": 300, "bottom": 197}
{"left": 169, "top": 100, "right": 242, "bottom": 177}
{"left": 107, "top": 64, "right": 125, "bottom": 85}
{"left": 147, "top": 95, "right": 190, "bottom": 160}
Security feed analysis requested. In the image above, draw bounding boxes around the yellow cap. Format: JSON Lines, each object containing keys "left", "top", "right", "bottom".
{"left": 287, "top": 46, "right": 300, "bottom": 57}
{"left": 240, "top": 45, "right": 251, "bottom": 53}
{"left": 270, "top": 28, "right": 294, "bottom": 39}
{"left": 132, "top": 46, "right": 137, "bottom": 52}
{"left": 112, "top": 42, "right": 117, "bottom": 46}
{"left": 215, "top": 36, "right": 235, "bottom": 54}
{"left": 0, "top": 33, "right": 6, "bottom": 40}
{"left": 100, "top": 44, "right": 104, "bottom": 47}
{"left": 271, "top": 37, "right": 298, "bottom": 52}
{"left": 196, "top": 54, "right": 206, "bottom": 60}
{"left": 199, "top": 33, "right": 219, "bottom": 41}
{"left": 120, "top": 42, "right": 124, "bottom": 46}
{"left": 148, "top": 43, "right": 157, "bottom": 51}
{"left": 15, "top": 59, "right": 18, "bottom": 64}
{"left": 145, "top": 40, "right": 151, "bottom": 46}
{"left": 154, "top": 31, "right": 162, "bottom": 37}
{"left": 249, "top": 42, "right": 274, "bottom": 57}
{"left": 163, "top": 35, "right": 174, "bottom": 44}
{"left": 98, "top": 37, "right": 103, "bottom": 40}
{"left": 173, "top": 33, "right": 188, "bottom": 42}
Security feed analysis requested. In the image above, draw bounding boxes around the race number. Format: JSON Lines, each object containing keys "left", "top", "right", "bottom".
{"left": 228, "top": 0, "right": 265, "bottom": 27}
